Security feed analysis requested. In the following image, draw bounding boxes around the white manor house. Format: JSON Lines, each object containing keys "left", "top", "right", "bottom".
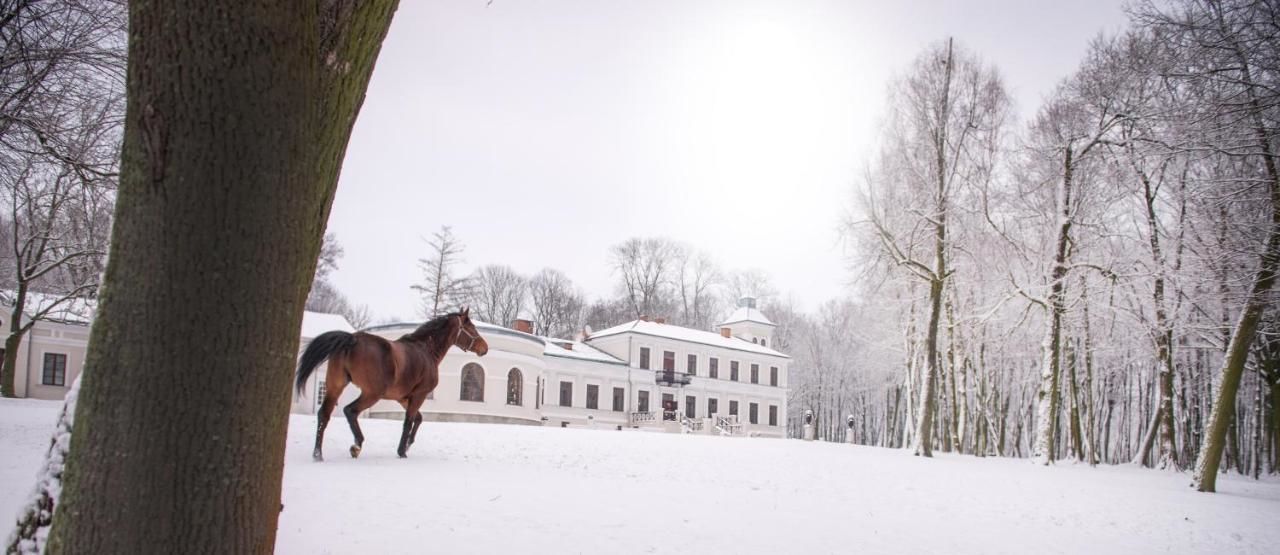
{"left": 292, "top": 297, "right": 790, "bottom": 438}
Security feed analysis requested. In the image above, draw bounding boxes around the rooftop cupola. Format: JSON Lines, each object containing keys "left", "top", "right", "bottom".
{"left": 719, "top": 297, "right": 776, "bottom": 347}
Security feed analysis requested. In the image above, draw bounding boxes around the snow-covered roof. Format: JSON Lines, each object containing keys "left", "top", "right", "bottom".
{"left": 587, "top": 320, "right": 789, "bottom": 359}
{"left": 719, "top": 306, "right": 775, "bottom": 327}
{"left": 301, "top": 311, "right": 355, "bottom": 339}
{"left": 361, "top": 319, "right": 547, "bottom": 347}
{"left": 543, "top": 338, "right": 626, "bottom": 365}
{"left": 0, "top": 290, "right": 95, "bottom": 325}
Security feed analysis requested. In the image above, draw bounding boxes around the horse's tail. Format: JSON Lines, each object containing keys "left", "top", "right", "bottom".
{"left": 296, "top": 331, "right": 358, "bottom": 395}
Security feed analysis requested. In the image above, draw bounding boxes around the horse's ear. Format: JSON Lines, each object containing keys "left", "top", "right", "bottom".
{"left": 461, "top": 306, "right": 470, "bottom": 317}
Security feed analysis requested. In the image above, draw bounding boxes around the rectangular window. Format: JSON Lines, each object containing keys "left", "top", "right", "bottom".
{"left": 709, "top": 358, "right": 719, "bottom": 379}
{"left": 586, "top": 384, "right": 599, "bottom": 409}
{"left": 730, "top": 361, "right": 739, "bottom": 381}
{"left": 685, "top": 396, "right": 696, "bottom": 419}
{"left": 612, "top": 387, "right": 625, "bottom": 412}
{"left": 749, "top": 403, "right": 759, "bottom": 424}
{"left": 559, "top": 381, "right": 573, "bottom": 407}
{"left": 750, "top": 364, "right": 759, "bottom": 384}
{"left": 638, "top": 390, "right": 650, "bottom": 413}
{"left": 639, "top": 347, "right": 650, "bottom": 369}
{"left": 708, "top": 398, "right": 718, "bottom": 416}
{"left": 729, "top": 400, "right": 739, "bottom": 416}
{"left": 663, "top": 350, "right": 675, "bottom": 371}
{"left": 41, "top": 353, "right": 67, "bottom": 386}
{"left": 769, "top": 405, "right": 778, "bottom": 426}
{"left": 687, "top": 354, "right": 697, "bottom": 376}
{"left": 770, "top": 366, "right": 778, "bottom": 386}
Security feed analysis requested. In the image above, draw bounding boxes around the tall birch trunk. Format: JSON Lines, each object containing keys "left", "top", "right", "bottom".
{"left": 1033, "top": 145, "right": 1074, "bottom": 465}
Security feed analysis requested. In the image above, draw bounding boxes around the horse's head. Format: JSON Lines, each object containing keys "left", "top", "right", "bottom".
{"left": 454, "top": 308, "right": 489, "bottom": 356}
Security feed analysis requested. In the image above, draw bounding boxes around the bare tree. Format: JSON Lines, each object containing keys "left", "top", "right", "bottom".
{"left": 528, "top": 267, "right": 584, "bottom": 338}
{"left": 583, "top": 297, "right": 629, "bottom": 333}
{"left": 675, "top": 246, "right": 722, "bottom": 330}
{"left": 314, "top": 232, "right": 342, "bottom": 280}
{"left": 611, "top": 237, "right": 678, "bottom": 319}
{"left": 0, "top": 0, "right": 124, "bottom": 398}
{"left": 411, "top": 225, "right": 466, "bottom": 317}
{"left": 725, "top": 268, "right": 775, "bottom": 305}
{"left": 862, "top": 38, "right": 1011, "bottom": 457}
{"left": 1128, "top": 0, "right": 1280, "bottom": 492}
{"left": 464, "top": 264, "right": 527, "bottom": 327}
{"left": 305, "top": 233, "right": 372, "bottom": 328}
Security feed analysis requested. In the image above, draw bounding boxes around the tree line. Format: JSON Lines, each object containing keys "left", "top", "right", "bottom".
{"left": 411, "top": 227, "right": 780, "bottom": 339}
{"left": 811, "top": 0, "right": 1279, "bottom": 491}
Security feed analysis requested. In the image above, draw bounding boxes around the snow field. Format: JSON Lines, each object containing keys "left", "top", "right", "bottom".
{"left": 2, "top": 399, "right": 1278, "bottom": 554}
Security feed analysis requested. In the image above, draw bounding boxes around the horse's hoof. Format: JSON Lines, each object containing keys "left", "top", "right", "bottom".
{"left": 349, "top": 445, "right": 362, "bottom": 458}
{"left": 313, "top": 451, "right": 324, "bottom": 462}
{"left": 397, "top": 451, "right": 408, "bottom": 459}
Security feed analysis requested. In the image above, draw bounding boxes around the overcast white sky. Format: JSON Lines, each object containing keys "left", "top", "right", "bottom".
{"left": 325, "top": 0, "right": 1129, "bottom": 322}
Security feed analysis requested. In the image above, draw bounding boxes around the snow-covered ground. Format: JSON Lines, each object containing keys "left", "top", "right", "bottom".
{"left": 3, "top": 399, "right": 1279, "bottom": 554}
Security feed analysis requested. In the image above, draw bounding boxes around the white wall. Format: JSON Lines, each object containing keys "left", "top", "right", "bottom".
{"left": 586, "top": 331, "right": 788, "bottom": 437}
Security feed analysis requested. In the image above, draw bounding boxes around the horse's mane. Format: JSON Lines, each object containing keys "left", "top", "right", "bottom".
{"left": 400, "top": 312, "right": 460, "bottom": 343}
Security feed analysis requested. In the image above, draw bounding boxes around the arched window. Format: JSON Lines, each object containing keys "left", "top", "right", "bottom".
{"left": 507, "top": 368, "right": 523, "bottom": 406}
{"left": 460, "top": 363, "right": 485, "bottom": 402}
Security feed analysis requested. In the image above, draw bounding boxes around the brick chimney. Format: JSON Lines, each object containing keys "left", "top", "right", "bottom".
{"left": 720, "top": 327, "right": 732, "bottom": 338}
{"left": 512, "top": 319, "right": 534, "bottom": 334}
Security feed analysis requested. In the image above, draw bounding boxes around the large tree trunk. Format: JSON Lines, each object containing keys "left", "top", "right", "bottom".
{"left": 46, "top": 2, "right": 398, "bottom": 551}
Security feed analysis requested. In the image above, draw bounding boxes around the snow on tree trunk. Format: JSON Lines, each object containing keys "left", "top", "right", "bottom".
{"left": 6, "top": 376, "right": 81, "bottom": 554}
{"left": 1032, "top": 146, "right": 1074, "bottom": 466}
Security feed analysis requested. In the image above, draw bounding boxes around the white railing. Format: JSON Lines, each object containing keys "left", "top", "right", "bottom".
{"left": 630, "top": 411, "right": 655, "bottom": 425}
{"left": 715, "top": 415, "right": 742, "bottom": 436}
{"left": 681, "top": 416, "right": 704, "bottom": 433}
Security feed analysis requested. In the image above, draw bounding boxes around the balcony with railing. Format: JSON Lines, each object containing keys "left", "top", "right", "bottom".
{"left": 654, "top": 369, "right": 691, "bottom": 387}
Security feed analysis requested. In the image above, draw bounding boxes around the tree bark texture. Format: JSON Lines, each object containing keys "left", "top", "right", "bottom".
{"left": 47, "top": 1, "right": 398, "bottom": 551}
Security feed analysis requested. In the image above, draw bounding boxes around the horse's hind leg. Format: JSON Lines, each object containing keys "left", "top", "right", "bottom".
{"left": 344, "top": 392, "right": 380, "bottom": 458}
{"left": 313, "top": 362, "right": 349, "bottom": 461}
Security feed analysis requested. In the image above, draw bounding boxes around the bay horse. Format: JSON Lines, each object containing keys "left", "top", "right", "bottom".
{"left": 295, "top": 308, "right": 489, "bottom": 461}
